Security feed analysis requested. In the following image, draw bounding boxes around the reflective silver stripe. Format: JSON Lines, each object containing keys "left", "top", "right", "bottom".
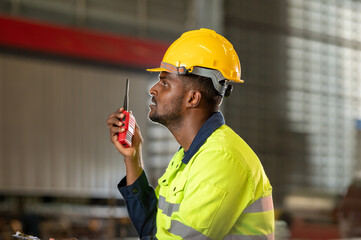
{"left": 243, "top": 195, "right": 273, "bottom": 213}
{"left": 160, "top": 62, "right": 188, "bottom": 75}
{"left": 223, "top": 233, "right": 274, "bottom": 240}
{"left": 158, "top": 196, "right": 180, "bottom": 217}
{"left": 168, "top": 220, "right": 211, "bottom": 240}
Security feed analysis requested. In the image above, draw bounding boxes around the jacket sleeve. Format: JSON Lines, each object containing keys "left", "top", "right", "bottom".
{"left": 168, "top": 150, "right": 273, "bottom": 239}
{"left": 118, "top": 171, "right": 157, "bottom": 239}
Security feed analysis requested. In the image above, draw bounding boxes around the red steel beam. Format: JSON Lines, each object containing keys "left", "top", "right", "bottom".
{"left": 0, "top": 14, "right": 168, "bottom": 68}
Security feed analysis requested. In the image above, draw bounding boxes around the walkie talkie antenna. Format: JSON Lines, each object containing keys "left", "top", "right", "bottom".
{"left": 123, "top": 79, "right": 129, "bottom": 111}
{"left": 118, "top": 78, "right": 135, "bottom": 148}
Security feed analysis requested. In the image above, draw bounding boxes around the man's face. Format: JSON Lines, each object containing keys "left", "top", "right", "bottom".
{"left": 148, "top": 71, "right": 186, "bottom": 127}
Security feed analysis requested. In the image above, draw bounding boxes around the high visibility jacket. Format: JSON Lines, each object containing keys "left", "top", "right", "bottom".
{"left": 119, "top": 112, "right": 274, "bottom": 240}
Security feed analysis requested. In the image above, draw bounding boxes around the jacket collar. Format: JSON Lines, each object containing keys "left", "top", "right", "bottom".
{"left": 182, "top": 112, "right": 225, "bottom": 164}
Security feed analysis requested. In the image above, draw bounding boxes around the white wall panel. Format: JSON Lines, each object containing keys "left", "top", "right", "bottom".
{"left": 0, "top": 53, "right": 150, "bottom": 198}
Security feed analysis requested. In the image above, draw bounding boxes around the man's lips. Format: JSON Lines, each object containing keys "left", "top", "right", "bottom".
{"left": 150, "top": 97, "right": 157, "bottom": 106}
{"left": 149, "top": 97, "right": 156, "bottom": 109}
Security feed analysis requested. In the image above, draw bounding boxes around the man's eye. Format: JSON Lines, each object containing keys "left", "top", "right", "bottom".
{"left": 162, "top": 81, "right": 168, "bottom": 86}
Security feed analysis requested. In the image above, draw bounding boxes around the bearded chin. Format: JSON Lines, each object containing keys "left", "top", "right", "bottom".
{"left": 149, "top": 111, "right": 183, "bottom": 129}
{"left": 148, "top": 95, "right": 184, "bottom": 129}
{"left": 149, "top": 112, "right": 164, "bottom": 125}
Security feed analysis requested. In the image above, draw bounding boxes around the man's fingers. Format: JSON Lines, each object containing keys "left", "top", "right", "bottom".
{"left": 110, "top": 130, "right": 134, "bottom": 156}
{"left": 106, "top": 113, "right": 118, "bottom": 127}
{"left": 106, "top": 112, "right": 125, "bottom": 128}
{"left": 110, "top": 133, "right": 118, "bottom": 143}
{"left": 109, "top": 126, "right": 125, "bottom": 135}
{"left": 117, "top": 112, "right": 125, "bottom": 120}
{"left": 107, "top": 118, "right": 123, "bottom": 128}
{"left": 110, "top": 128, "right": 125, "bottom": 142}
{"left": 107, "top": 108, "right": 140, "bottom": 157}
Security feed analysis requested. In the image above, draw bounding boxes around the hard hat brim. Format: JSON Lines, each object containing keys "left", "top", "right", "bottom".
{"left": 232, "top": 79, "right": 245, "bottom": 83}
{"left": 146, "top": 67, "right": 169, "bottom": 72}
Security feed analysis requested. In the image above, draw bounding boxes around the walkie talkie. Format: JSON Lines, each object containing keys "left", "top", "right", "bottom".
{"left": 118, "top": 79, "right": 135, "bottom": 148}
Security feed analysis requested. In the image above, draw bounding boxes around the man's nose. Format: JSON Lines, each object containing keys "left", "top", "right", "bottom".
{"left": 149, "top": 82, "right": 158, "bottom": 96}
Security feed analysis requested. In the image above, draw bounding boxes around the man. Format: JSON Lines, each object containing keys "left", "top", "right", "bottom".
{"left": 107, "top": 28, "right": 274, "bottom": 239}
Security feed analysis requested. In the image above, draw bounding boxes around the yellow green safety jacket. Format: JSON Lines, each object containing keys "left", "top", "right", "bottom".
{"left": 119, "top": 112, "right": 274, "bottom": 239}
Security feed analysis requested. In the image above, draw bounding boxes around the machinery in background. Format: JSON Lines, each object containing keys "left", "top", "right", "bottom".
{"left": 338, "top": 171, "right": 361, "bottom": 238}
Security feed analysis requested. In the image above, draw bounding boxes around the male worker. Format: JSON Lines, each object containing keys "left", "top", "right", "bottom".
{"left": 107, "top": 28, "right": 274, "bottom": 239}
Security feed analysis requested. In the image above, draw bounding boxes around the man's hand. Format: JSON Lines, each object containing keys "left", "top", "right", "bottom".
{"left": 107, "top": 108, "right": 143, "bottom": 158}
{"left": 107, "top": 108, "right": 144, "bottom": 185}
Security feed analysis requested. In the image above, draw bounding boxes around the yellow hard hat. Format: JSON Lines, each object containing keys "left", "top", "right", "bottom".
{"left": 147, "top": 28, "right": 243, "bottom": 96}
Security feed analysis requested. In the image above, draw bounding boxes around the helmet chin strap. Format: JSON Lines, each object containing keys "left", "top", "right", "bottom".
{"left": 191, "top": 67, "right": 232, "bottom": 97}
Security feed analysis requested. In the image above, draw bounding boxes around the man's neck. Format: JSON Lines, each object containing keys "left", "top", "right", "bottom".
{"left": 167, "top": 111, "right": 213, "bottom": 152}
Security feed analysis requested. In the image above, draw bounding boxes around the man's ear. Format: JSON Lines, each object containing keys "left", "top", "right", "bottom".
{"left": 185, "top": 90, "right": 202, "bottom": 108}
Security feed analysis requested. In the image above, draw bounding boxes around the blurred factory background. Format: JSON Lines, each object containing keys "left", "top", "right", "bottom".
{"left": 0, "top": 0, "right": 361, "bottom": 239}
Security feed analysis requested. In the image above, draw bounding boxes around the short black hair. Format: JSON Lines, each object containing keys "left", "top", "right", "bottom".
{"left": 181, "top": 74, "right": 223, "bottom": 111}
